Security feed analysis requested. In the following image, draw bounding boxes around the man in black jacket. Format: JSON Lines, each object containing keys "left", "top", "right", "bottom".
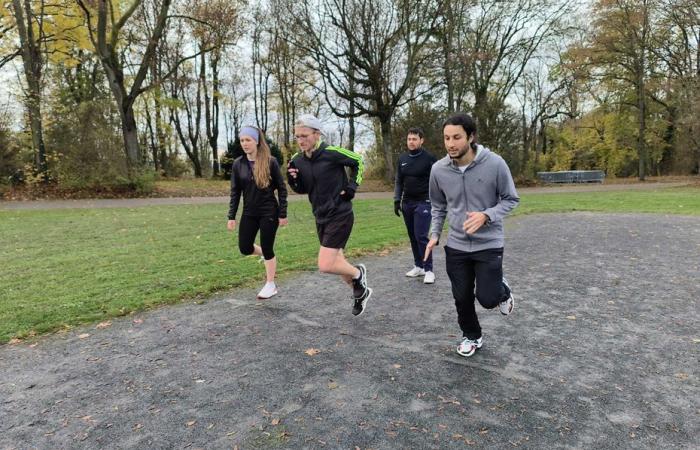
{"left": 394, "top": 127, "right": 437, "bottom": 284}
{"left": 287, "top": 114, "right": 373, "bottom": 316}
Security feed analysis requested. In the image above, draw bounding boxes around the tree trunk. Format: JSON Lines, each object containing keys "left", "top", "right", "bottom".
{"left": 637, "top": 63, "right": 646, "bottom": 181}
{"left": 145, "top": 102, "right": 159, "bottom": 171}
{"left": 380, "top": 117, "right": 394, "bottom": 182}
{"left": 12, "top": 0, "right": 47, "bottom": 180}
{"left": 121, "top": 103, "right": 141, "bottom": 168}
{"left": 206, "top": 51, "right": 221, "bottom": 177}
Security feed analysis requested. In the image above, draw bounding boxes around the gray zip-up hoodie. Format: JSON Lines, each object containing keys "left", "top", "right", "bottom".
{"left": 429, "top": 145, "right": 519, "bottom": 252}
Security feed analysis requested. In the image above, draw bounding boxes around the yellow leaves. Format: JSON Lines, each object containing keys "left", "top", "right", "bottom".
{"left": 304, "top": 348, "right": 320, "bottom": 356}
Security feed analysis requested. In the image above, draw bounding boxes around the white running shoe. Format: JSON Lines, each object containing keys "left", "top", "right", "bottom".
{"left": 457, "top": 336, "right": 483, "bottom": 357}
{"left": 257, "top": 282, "right": 278, "bottom": 299}
{"left": 499, "top": 277, "right": 514, "bottom": 315}
{"left": 423, "top": 271, "right": 435, "bottom": 284}
{"left": 406, "top": 266, "right": 425, "bottom": 277}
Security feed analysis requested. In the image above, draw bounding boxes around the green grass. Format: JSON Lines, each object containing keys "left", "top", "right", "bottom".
{"left": 1, "top": 186, "right": 698, "bottom": 343}
{"left": 516, "top": 187, "right": 700, "bottom": 216}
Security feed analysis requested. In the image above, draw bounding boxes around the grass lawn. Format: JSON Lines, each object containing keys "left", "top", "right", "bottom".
{"left": 1, "top": 186, "right": 699, "bottom": 343}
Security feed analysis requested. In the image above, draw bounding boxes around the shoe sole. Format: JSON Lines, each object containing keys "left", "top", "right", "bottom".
{"left": 353, "top": 287, "right": 372, "bottom": 317}
{"left": 456, "top": 346, "right": 480, "bottom": 357}
{"left": 423, "top": 278, "right": 435, "bottom": 284}
{"left": 456, "top": 342, "right": 482, "bottom": 357}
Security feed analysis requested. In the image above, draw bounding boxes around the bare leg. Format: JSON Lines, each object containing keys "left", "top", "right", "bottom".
{"left": 318, "top": 246, "right": 359, "bottom": 286}
{"left": 263, "top": 257, "right": 277, "bottom": 283}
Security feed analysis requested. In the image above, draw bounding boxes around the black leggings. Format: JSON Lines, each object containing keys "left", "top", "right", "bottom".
{"left": 238, "top": 215, "right": 279, "bottom": 260}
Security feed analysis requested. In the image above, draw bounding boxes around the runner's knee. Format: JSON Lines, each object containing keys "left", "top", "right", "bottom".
{"left": 239, "top": 242, "right": 255, "bottom": 256}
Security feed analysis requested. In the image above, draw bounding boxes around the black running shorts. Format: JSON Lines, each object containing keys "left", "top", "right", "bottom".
{"left": 316, "top": 212, "right": 354, "bottom": 249}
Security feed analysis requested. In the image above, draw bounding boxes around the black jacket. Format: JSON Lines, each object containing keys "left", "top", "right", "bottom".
{"left": 394, "top": 148, "right": 437, "bottom": 202}
{"left": 228, "top": 156, "right": 288, "bottom": 219}
{"left": 287, "top": 142, "right": 364, "bottom": 224}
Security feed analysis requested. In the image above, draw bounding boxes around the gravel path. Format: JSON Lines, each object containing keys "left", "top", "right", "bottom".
{"left": 1, "top": 213, "right": 698, "bottom": 449}
{"left": 0, "top": 182, "right": 690, "bottom": 211}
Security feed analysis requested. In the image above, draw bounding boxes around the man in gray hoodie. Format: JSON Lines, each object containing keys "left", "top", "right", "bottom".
{"left": 424, "top": 113, "right": 519, "bottom": 357}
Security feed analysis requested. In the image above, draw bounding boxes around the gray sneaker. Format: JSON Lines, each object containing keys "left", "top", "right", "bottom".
{"left": 457, "top": 336, "right": 483, "bottom": 357}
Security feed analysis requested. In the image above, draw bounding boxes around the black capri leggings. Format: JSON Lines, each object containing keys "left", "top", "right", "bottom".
{"left": 238, "top": 215, "right": 279, "bottom": 260}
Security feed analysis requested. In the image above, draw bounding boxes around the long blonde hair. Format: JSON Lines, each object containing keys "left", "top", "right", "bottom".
{"left": 252, "top": 128, "right": 272, "bottom": 189}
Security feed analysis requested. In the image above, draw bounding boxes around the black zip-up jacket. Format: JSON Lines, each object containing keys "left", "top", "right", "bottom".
{"left": 287, "top": 142, "right": 364, "bottom": 224}
{"left": 228, "top": 156, "right": 288, "bottom": 220}
{"left": 394, "top": 147, "right": 437, "bottom": 202}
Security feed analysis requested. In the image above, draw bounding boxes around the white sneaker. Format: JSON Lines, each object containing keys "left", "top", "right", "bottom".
{"left": 406, "top": 266, "right": 425, "bottom": 277}
{"left": 457, "top": 336, "right": 483, "bottom": 357}
{"left": 257, "top": 282, "right": 278, "bottom": 299}
{"left": 423, "top": 271, "right": 435, "bottom": 284}
{"left": 499, "top": 277, "right": 514, "bottom": 315}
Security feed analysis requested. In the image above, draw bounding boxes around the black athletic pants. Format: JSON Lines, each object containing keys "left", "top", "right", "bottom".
{"left": 238, "top": 215, "right": 279, "bottom": 260}
{"left": 444, "top": 246, "right": 509, "bottom": 340}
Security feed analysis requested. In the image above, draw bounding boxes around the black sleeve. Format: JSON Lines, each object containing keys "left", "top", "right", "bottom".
{"left": 286, "top": 155, "right": 307, "bottom": 194}
{"left": 394, "top": 154, "right": 404, "bottom": 202}
{"left": 271, "top": 159, "right": 288, "bottom": 218}
{"left": 228, "top": 160, "right": 242, "bottom": 220}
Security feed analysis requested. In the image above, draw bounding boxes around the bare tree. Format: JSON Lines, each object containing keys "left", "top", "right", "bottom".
{"left": 191, "top": 0, "right": 245, "bottom": 176}
{"left": 285, "top": 0, "right": 442, "bottom": 180}
{"left": 76, "top": 0, "right": 209, "bottom": 173}
{"left": 459, "top": 0, "right": 571, "bottom": 151}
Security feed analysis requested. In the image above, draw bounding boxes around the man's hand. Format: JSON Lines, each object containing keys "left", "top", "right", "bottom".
{"left": 424, "top": 237, "right": 438, "bottom": 261}
{"left": 340, "top": 186, "right": 355, "bottom": 201}
{"left": 394, "top": 200, "right": 401, "bottom": 217}
{"left": 227, "top": 220, "right": 236, "bottom": 231}
{"left": 463, "top": 212, "right": 488, "bottom": 234}
{"left": 279, "top": 217, "right": 288, "bottom": 226}
{"left": 287, "top": 166, "right": 299, "bottom": 179}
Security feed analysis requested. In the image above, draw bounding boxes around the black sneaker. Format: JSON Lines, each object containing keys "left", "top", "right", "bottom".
{"left": 352, "top": 287, "right": 372, "bottom": 316}
{"left": 352, "top": 264, "right": 368, "bottom": 300}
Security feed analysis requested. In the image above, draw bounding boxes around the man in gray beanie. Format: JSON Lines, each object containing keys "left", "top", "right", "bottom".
{"left": 287, "top": 114, "right": 373, "bottom": 316}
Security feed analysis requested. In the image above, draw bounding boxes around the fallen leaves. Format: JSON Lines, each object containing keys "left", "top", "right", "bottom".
{"left": 566, "top": 315, "right": 576, "bottom": 320}
{"left": 95, "top": 321, "right": 111, "bottom": 329}
{"left": 328, "top": 381, "right": 338, "bottom": 390}
{"left": 78, "top": 333, "right": 90, "bottom": 339}
{"left": 304, "top": 348, "right": 321, "bottom": 356}
{"left": 186, "top": 420, "right": 196, "bottom": 427}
